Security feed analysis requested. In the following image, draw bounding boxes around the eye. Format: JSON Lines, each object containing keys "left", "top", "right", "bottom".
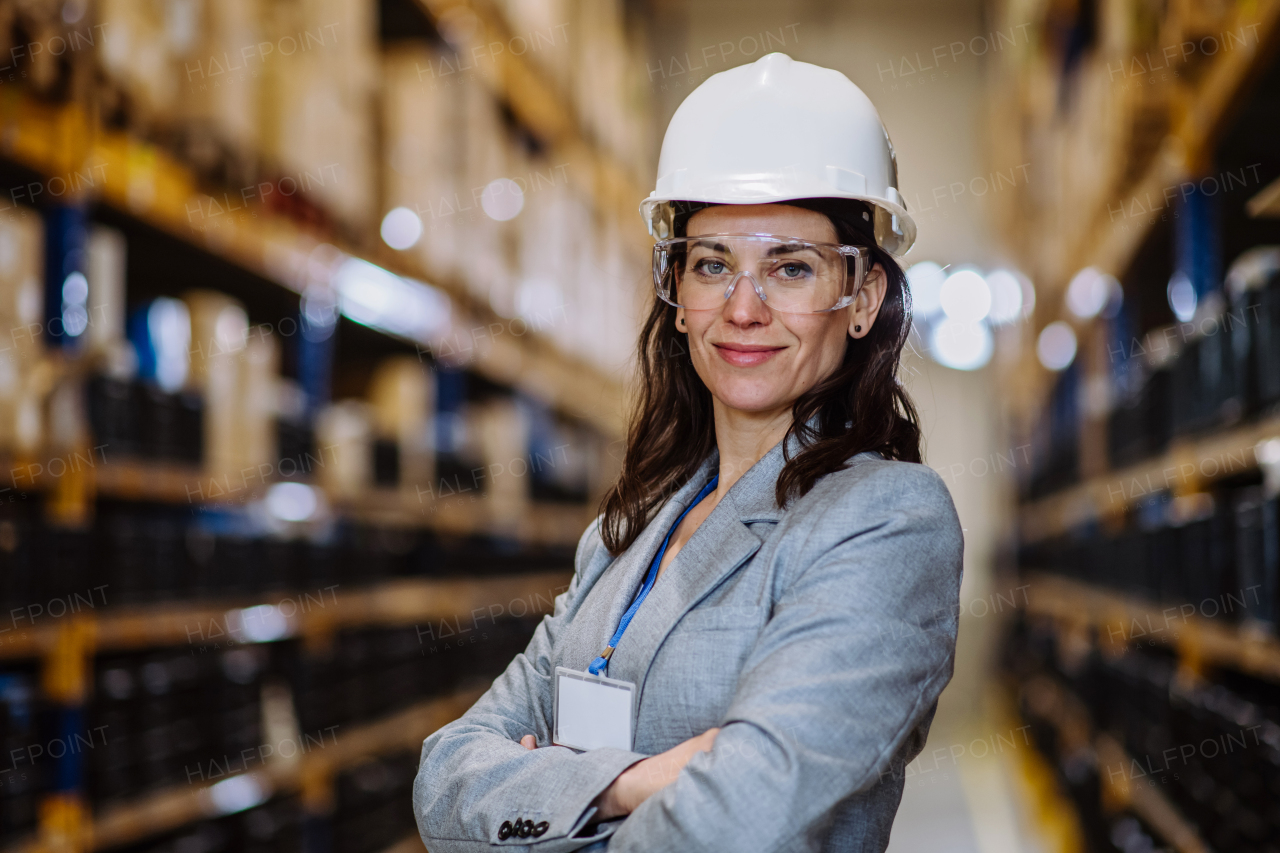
{"left": 774, "top": 261, "right": 813, "bottom": 280}
{"left": 693, "top": 258, "right": 729, "bottom": 276}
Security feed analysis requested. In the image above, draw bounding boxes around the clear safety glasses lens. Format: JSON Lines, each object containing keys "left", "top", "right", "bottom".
{"left": 652, "top": 234, "right": 867, "bottom": 314}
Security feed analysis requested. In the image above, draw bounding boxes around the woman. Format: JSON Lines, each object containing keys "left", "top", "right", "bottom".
{"left": 414, "top": 53, "right": 962, "bottom": 852}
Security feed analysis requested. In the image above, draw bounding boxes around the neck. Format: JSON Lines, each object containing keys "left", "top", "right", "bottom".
{"left": 710, "top": 400, "right": 792, "bottom": 496}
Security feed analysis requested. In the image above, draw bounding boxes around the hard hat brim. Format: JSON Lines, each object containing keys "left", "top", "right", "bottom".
{"left": 639, "top": 193, "right": 916, "bottom": 257}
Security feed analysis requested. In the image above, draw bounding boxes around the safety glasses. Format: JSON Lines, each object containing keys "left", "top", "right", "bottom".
{"left": 653, "top": 234, "right": 869, "bottom": 314}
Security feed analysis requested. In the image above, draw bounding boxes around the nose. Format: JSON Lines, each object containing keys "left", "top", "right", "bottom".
{"left": 721, "top": 271, "right": 771, "bottom": 326}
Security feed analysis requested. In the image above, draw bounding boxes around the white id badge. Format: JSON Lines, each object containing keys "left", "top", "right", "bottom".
{"left": 553, "top": 667, "right": 636, "bottom": 752}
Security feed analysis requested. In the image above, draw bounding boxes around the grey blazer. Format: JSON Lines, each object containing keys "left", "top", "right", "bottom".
{"left": 414, "top": 433, "right": 964, "bottom": 852}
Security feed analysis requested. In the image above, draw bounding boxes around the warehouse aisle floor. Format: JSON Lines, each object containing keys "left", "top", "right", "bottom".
{"left": 888, "top": 700, "right": 1048, "bottom": 853}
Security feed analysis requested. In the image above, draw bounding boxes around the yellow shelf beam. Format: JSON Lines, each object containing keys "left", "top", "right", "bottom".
{"left": 1019, "top": 674, "right": 1210, "bottom": 853}
{"left": 0, "top": 687, "right": 484, "bottom": 853}
{"left": 1095, "top": 734, "right": 1209, "bottom": 853}
{"left": 0, "top": 94, "right": 626, "bottom": 438}
{"left": 3, "top": 450, "right": 596, "bottom": 544}
{"left": 1023, "top": 572, "right": 1280, "bottom": 684}
{"left": 1246, "top": 173, "right": 1280, "bottom": 217}
{"left": 1018, "top": 409, "right": 1280, "bottom": 543}
{"left": 0, "top": 570, "right": 569, "bottom": 661}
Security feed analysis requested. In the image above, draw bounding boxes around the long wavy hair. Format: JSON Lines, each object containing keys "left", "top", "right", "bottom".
{"left": 598, "top": 198, "right": 923, "bottom": 555}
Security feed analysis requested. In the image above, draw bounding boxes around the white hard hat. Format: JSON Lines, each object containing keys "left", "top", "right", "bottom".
{"left": 640, "top": 52, "right": 915, "bottom": 256}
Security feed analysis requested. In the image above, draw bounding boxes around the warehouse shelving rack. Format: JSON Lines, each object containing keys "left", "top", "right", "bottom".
{"left": 990, "top": 0, "right": 1280, "bottom": 847}
{"left": 0, "top": 448, "right": 595, "bottom": 545}
{"left": 0, "top": 570, "right": 570, "bottom": 853}
{"left": 0, "top": 90, "right": 628, "bottom": 439}
{"left": 412, "top": 0, "right": 649, "bottom": 232}
{"left": 1009, "top": 570, "right": 1280, "bottom": 851}
{"left": 987, "top": 0, "right": 1280, "bottom": 427}
{"left": 1018, "top": 410, "right": 1280, "bottom": 544}
{"left": 0, "top": 572, "right": 571, "bottom": 664}
{"left": 1013, "top": 669, "right": 1213, "bottom": 853}
{"left": 6, "top": 688, "right": 485, "bottom": 853}
{"left": 0, "top": 4, "right": 644, "bottom": 851}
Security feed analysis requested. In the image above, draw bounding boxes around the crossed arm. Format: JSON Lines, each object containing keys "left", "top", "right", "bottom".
{"left": 516, "top": 728, "right": 721, "bottom": 820}
{"left": 414, "top": 466, "right": 963, "bottom": 851}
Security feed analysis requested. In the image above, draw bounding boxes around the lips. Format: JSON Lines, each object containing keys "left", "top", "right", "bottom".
{"left": 713, "top": 343, "right": 785, "bottom": 367}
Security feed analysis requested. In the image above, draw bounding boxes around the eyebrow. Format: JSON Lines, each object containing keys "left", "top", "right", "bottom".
{"left": 687, "top": 239, "right": 816, "bottom": 255}
{"left": 689, "top": 238, "right": 731, "bottom": 253}
{"left": 763, "top": 242, "right": 814, "bottom": 257}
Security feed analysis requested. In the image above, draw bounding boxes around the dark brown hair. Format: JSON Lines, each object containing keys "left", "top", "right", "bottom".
{"left": 598, "top": 198, "right": 923, "bottom": 555}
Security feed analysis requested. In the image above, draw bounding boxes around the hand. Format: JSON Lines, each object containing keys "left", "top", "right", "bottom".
{"left": 520, "top": 734, "right": 537, "bottom": 750}
{"left": 592, "top": 728, "right": 720, "bottom": 820}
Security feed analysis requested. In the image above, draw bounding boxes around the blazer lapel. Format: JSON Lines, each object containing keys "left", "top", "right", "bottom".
{"left": 558, "top": 452, "right": 724, "bottom": 672}
{"left": 607, "top": 435, "right": 794, "bottom": 694}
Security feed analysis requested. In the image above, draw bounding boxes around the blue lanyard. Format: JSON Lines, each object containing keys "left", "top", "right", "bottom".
{"left": 588, "top": 474, "right": 719, "bottom": 676}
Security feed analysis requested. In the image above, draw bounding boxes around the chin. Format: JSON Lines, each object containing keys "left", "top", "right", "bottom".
{"left": 706, "top": 378, "right": 791, "bottom": 414}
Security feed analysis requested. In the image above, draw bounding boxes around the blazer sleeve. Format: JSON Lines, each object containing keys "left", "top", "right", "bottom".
{"left": 603, "top": 462, "right": 965, "bottom": 851}
{"left": 413, "top": 516, "right": 649, "bottom": 853}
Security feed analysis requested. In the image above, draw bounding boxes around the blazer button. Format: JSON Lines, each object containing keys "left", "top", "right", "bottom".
{"left": 518, "top": 819, "right": 534, "bottom": 838}
{"left": 532, "top": 821, "right": 549, "bottom": 837}
{"left": 498, "top": 821, "right": 513, "bottom": 840}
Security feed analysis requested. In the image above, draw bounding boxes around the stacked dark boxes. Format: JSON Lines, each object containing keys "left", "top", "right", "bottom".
{"left": 1006, "top": 618, "right": 1280, "bottom": 852}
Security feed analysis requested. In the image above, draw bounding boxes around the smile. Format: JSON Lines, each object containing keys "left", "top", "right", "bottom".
{"left": 713, "top": 343, "right": 785, "bottom": 367}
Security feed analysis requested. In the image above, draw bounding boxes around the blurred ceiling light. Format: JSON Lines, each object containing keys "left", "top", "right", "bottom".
{"left": 1167, "top": 271, "right": 1197, "bottom": 322}
{"left": 62, "top": 271, "right": 88, "bottom": 303}
{"left": 306, "top": 243, "right": 346, "bottom": 284}
{"left": 930, "top": 317, "right": 993, "bottom": 371}
{"left": 481, "top": 178, "right": 525, "bottom": 221}
{"left": 516, "top": 277, "right": 562, "bottom": 327}
{"left": 301, "top": 285, "right": 339, "bottom": 342}
{"left": 1037, "top": 321, "right": 1077, "bottom": 370}
{"left": 213, "top": 304, "right": 249, "bottom": 353}
{"left": 164, "top": 0, "right": 199, "bottom": 51}
{"left": 1066, "top": 267, "right": 1117, "bottom": 319}
{"left": 207, "top": 774, "right": 269, "bottom": 816}
{"left": 61, "top": 271, "right": 89, "bottom": 337}
{"left": 380, "top": 207, "right": 423, "bottom": 250}
{"left": 265, "top": 482, "right": 318, "bottom": 522}
{"left": 61, "top": 0, "right": 86, "bottom": 24}
{"left": 1255, "top": 438, "right": 1280, "bottom": 465}
{"left": 906, "top": 261, "right": 946, "bottom": 318}
{"left": 229, "top": 604, "right": 292, "bottom": 644}
{"left": 985, "top": 269, "right": 1026, "bottom": 324}
{"left": 148, "top": 297, "right": 191, "bottom": 392}
{"left": 1224, "top": 246, "right": 1280, "bottom": 298}
{"left": 333, "top": 257, "right": 452, "bottom": 346}
{"left": 939, "top": 268, "right": 991, "bottom": 323}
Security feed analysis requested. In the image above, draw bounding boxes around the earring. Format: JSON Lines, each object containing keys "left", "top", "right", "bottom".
{"left": 679, "top": 318, "right": 685, "bottom": 326}
{"left": 854, "top": 325, "right": 862, "bottom": 333}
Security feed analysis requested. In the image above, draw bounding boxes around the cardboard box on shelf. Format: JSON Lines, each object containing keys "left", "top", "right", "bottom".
{"left": 0, "top": 214, "right": 47, "bottom": 457}
{"left": 381, "top": 44, "right": 463, "bottom": 279}
{"left": 471, "top": 395, "right": 530, "bottom": 529}
{"left": 369, "top": 355, "right": 435, "bottom": 494}
{"left": 97, "top": 0, "right": 182, "bottom": 120}
{"left": 185, "top": 289, "right": 253, "bottom": 479}
{"left": 242, "top": 328, "right": 280, "bottom": 482}
{"left": 260, "top": 0, "right": 380, "bottom": 231}
{"left": 316, "top": 399, "right": 373, "bottom": 498}
{"left": 85, "top": 225, "right": 128, "bottom": 358}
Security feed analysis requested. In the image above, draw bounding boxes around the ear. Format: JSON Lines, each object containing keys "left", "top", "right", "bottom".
{"left": 848, "top": 264, "right": 888, "bottom": 339}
